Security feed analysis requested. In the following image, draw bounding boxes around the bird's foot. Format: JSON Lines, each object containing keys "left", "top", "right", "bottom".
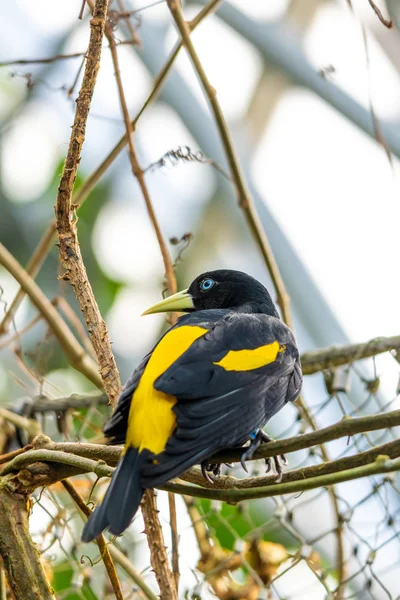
{"left": 241, "top": 430, "right": 287, "bottom": 482}
{"left": 201, "top": 461, "right": 221, "bottom": 484}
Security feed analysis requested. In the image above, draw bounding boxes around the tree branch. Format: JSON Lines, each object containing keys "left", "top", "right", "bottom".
{"left": 301, "top": 333, "right": 400, "bottom": 374}
{"left": 166, "top": 0, "right": 291, "bottom": 326}
{"left": 55, "top": 0, "right": 121, "bottom": 406}
{"left": 0, "top": 0, "right": 220, "bottom": 335}
{"left": 3, "top": 408, "right": 400, "bottom": 496}
{"left": 107, "top": 545, "right": 159, "bottom": 600}
{"left": 0, "top": 243, "right": 102, "bottom": 388}
{"left": 61, "top": 480, "right": 124, "bottom": 600}
{"left": 103, "top": 4, "right": 177, "bottom": 299}
{"left": 0, "top": 478, "right": 55, "bottom": 600}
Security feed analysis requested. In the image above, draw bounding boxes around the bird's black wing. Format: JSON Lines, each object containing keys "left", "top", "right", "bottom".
{"left": 141, "top": 311, "right": 302, "bottom": 487}
{"left": 103, "top": 352, "right": 152, "bottom": 444}
{"left": 102, "top": 310, "right": 228, "bottom": 444}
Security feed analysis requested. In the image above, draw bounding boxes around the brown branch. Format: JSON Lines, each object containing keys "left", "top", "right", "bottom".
{"left": 107, "top": 545, "right": 159, "bottom": 600}
{"left": 0, "top": 40, "right": 138, "bottom": 67}
{"left": 368, "top": 0, "right": 393, "bottom": 27}
{"left": 0, "top": 243, "right": 102, "bottom": 388}
{"left": 55, "top": 0, "right": 121, "bottom": 407}
{"left": 181, "top": 438, "right": 400, "bottom": 491}
{"left": 141, "top": 490, "right": 178, "bottom": 600}
{"left": 0, "top": 0, "right": 221, "bottom": 331}
{"left": 0, "top": 445, "right": 33, "bottom": 467}
{"left": 165, "top": 0, "right": 346, "bottom": 592}
{"left": 0, "top": 225, "right": 55, "bottom": 336}
{"left": 0, "top": 408, "right": 40, "bottom": 439}
{"left": 162, "top": 454, "right": 400, "bottom": 502}
{"left": 93, "top": 4, "right": 179, "bottom": 594}
{"left": 0, "top": 478, "right": 55, "bottom": 600}
{"left": 302, "top": 333, "right": 400, "bottom": 375}
{"left": 29, "top": 392, "right": 108, "bottom": 413}
{"left": 103, "top": 10, "right": 177, "bottom": 299}
{"left": 4, "top": 407, "right": 400, "bottom": 492}
{"left": 168, "top": 492, "right": 180, "bottom": 591}
{"left": 166, "top": 0, "right": 291, "bottom": 326}
{"left": 61, "top": 480, "right": 124, "bottom": 600}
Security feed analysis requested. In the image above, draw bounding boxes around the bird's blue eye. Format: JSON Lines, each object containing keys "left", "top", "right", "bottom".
{"left": 200, "top": 278, "right": 215, "bottom": 291}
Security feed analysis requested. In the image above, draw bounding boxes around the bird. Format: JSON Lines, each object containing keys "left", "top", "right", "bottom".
{"left": 81, "top": 269, "right": 302, "bottom": 542}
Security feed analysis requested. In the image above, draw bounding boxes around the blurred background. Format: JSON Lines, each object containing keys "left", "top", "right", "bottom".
{"left": 1, "top": 0, "right": 400, "bottom": 598}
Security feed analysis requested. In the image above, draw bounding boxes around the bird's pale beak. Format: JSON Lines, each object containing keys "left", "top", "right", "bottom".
{"left": 141, "top": 289, "right": 194, "bottom": 315}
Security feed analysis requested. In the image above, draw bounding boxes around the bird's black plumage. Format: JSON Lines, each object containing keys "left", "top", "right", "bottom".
{"left": 82, "top": 270, "right": 302, "bottom": 542}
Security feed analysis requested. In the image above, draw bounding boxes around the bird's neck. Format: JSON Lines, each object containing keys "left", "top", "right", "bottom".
{"left": 233, "top": 301, "right": 280, "bottom": 318}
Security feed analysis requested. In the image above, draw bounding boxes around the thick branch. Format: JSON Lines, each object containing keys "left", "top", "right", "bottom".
{"left": 4, "top": 408, "right": 399, "bottom": 479}
{"left": 170, "top": 455, "right": 400, "bottom": 501}
{"left": 55, "top": 0, "right": 121, "bottom": 406}
{"left": 3, "top": 408, "right": 400, "bottom": 497}
{"left": 0, "top": 479, "right": 55, "bottom": 600}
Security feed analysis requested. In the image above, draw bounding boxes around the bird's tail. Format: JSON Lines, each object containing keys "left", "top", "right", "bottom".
{"left": 81, "top": 446, "right": 145, "bottom": 542}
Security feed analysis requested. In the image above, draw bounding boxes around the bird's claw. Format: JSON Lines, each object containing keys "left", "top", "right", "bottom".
{"left": 201, "top": 461, "right": 221, "bottom": 484}
{"left": 240, "top": 429, "right": 287, "bottom": 481}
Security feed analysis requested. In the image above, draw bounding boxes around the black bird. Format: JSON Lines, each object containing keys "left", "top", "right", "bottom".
{"left": 81, "top": 270, "right": 302, "bottom": 542}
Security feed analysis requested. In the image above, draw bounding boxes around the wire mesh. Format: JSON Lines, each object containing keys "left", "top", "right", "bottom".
{"left": 17, "top": 351, "right": 400, "bottom": 600}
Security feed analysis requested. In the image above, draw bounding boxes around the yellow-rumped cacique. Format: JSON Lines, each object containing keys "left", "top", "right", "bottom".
{"left": 81, "top": 269, "right": 302, "bottom": 542}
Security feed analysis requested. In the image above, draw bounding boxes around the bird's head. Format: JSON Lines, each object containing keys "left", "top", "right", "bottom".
{"left": 142, "top": 270, "right": 279, "bottom": 317}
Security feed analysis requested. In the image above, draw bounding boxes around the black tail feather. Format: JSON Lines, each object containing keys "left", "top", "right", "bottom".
{"left": 81, "top": 447, "right": 145, "bottom": 542}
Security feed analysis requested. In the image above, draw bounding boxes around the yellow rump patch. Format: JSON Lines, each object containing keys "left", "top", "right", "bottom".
{"left": 214, "top": 341, "right": 285, "bottom": 372}
{"left": 126, "top": 325, "right": 207, "bottom": 455}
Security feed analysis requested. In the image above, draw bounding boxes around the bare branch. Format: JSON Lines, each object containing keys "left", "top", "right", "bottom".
{"left": 62, "top": 480, "right": 124, "bottom": 600}
{"left": 0, "top": 479, "right": 55, "bottom": 600}
{"left": 0, "top": 243, "right": 102, "bottom": 388}
{"left": 368, "top": 0, "right": 393, "bottom": 28}
{"left": 167, "top": 0, "right": 292, "bottom": 327}
{"left": 302, "top": 333, "right": 400, "bottom": 375}
{"left": 0, "top": 0, "right": 221, "bottom": 332}
{"left": 55, "top": 0, "right": 121, "bottom": 406}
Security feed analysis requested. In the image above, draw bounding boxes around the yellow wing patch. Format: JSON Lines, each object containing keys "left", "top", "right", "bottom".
{"left": 126, "top": 325, "right": 207, "bottom": 455}
{"left": 214, "top": 341, "right": 285, "bottom": 372}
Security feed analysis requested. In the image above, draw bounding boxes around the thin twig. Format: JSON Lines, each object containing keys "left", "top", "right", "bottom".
{"left": 107, "top": 545, "right": 159, "bottom": 600}
{"left": 0, "top": 0, "right": 221, "bottom": 330}
{"left": 54, "top": 0, "right": 121, "bottom": 406}
{"left": 0, "top": 444, "right": 34, "bottom": 466}
{"left": 0, "top": 408, "right": 40, "bottom": 439}
{"left": 368, "top": 0, "right": 393, "bottom": 27}
{"left": 166, "top": 0, "right": 291, "bottom": 326}
{"left": 168, "top": 491, "right": 180, "bottom": 591}
{"left": 0, "top": 40, "right": 138, "bottom": 68}
{"left": 62, "top": 480, "right": 124, "bottom": 600}
{"left": 104, "top": 9, "right": 177, "bottom": 299}
{"left": 0, "top": 243, "right": 102, "bottom": 388}
{"left": 0, "top": 224, "right": 55, "bottom": 335}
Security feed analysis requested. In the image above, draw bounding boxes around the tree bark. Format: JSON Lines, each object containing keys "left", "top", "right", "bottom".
{"left": 0, "top": 478, "right": 55, "bottom": 600}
